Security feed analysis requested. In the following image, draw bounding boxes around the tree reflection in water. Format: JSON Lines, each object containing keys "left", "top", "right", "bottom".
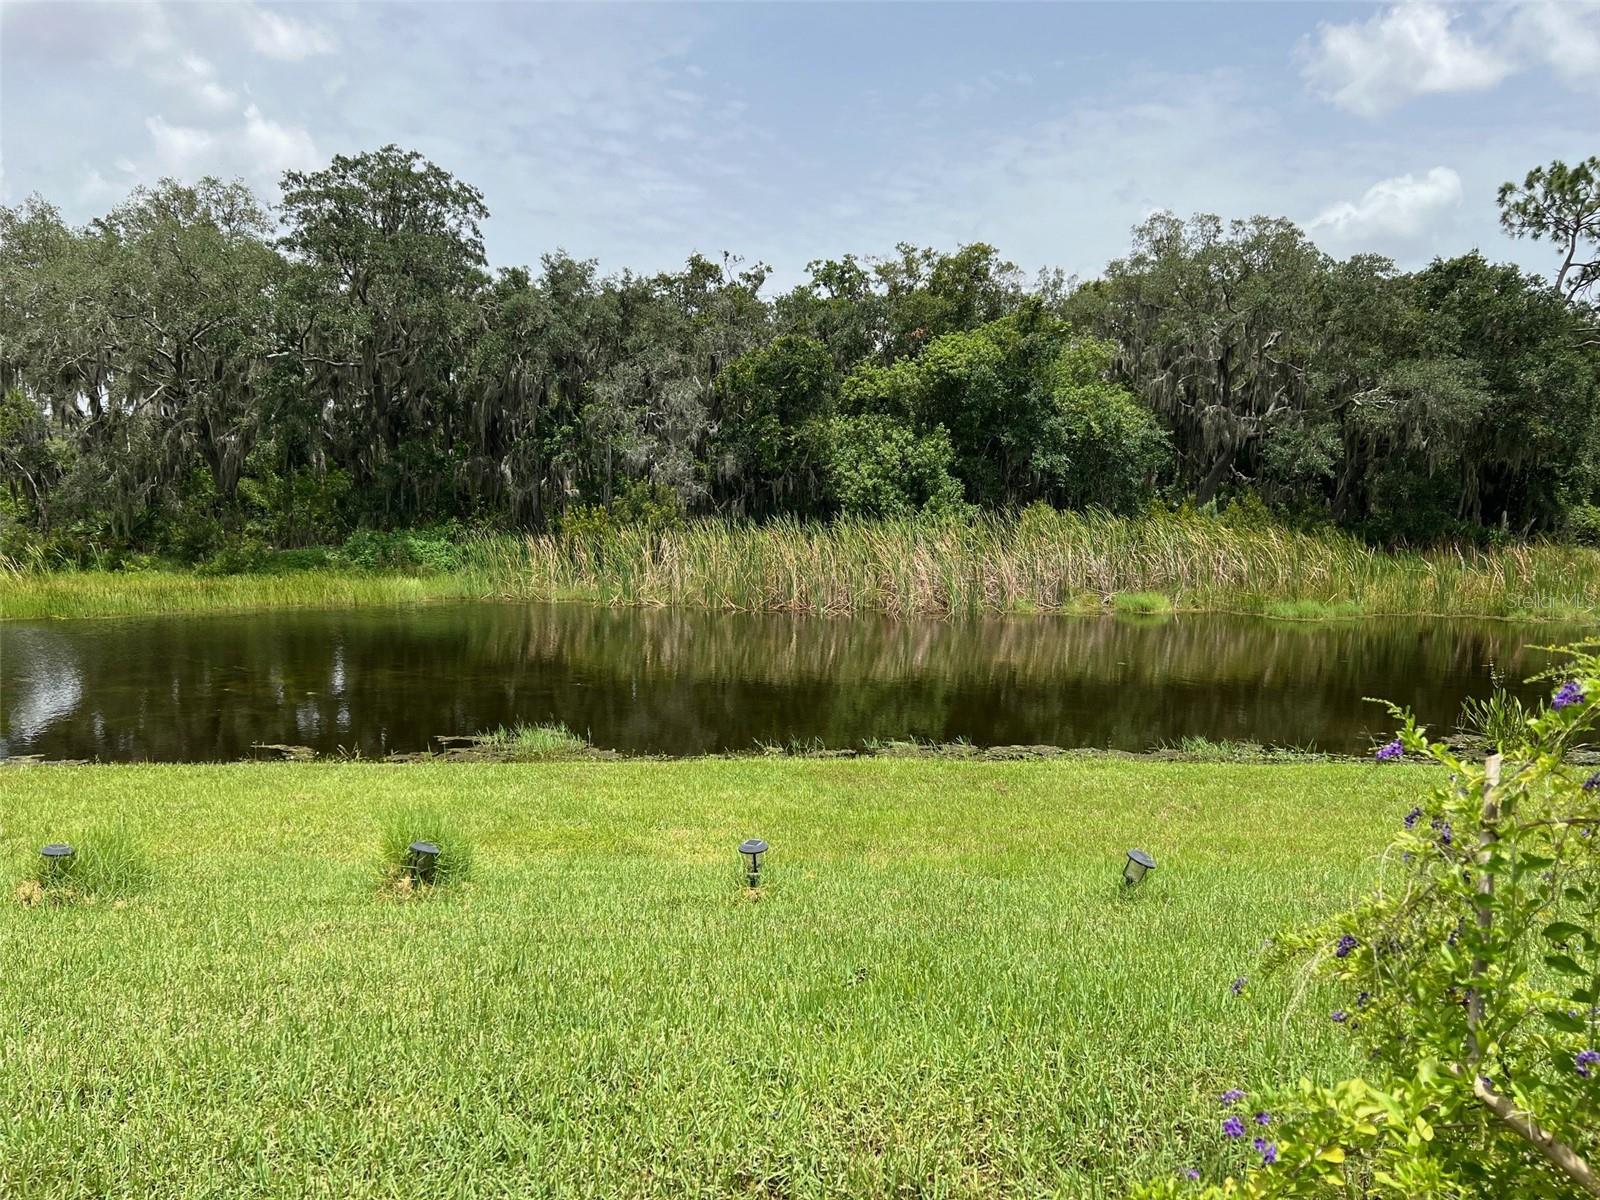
{"left": 0, "top": 603, "right": 1577, "bottom": 762}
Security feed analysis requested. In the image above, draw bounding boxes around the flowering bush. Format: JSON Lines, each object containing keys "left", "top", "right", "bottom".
{"left": 1135, "top": 645, "right": 1600, "bottom": 1198}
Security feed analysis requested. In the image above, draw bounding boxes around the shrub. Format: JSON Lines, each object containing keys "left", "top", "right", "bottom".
{"left": 609, "top": 479, "right": 687, "bottom": 532}
{"left": 265, "top": 467, "right": 354, "bottom": 548}
{"left": 558, "top": 480, "right": 687, "bottom": 544}
{"left": 196, "top": 534, "right": 272, "bottom": 576}
{"left": 1566, "top": 503, "right": 1600, "bottom": 547}
{"left": 1219, "top": 491, "right": 1279, "bottom": 532}
{"left": 821, "top": 413, "right": 968, "bottom": 519}
{"left": 1134, "top": 647, "right": 1600, "bottom": 1197}
{"left": 338, "top": 525, "right": 465, "bottom": 573}
{"left": 259, "top": 547, "right": 336, "bottom": 573}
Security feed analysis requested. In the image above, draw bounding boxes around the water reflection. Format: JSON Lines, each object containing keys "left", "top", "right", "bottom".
{"left": 1, "top": 626, "right": 84, "bottom": 744}
{"left": 0, "top": 603, "right": 1581, "bottom": 762}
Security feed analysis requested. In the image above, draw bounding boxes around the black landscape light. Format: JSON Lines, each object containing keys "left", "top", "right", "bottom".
{"left": 40, "top": 843, "right": 74, "bottom": 882}
{"left": 739, "top": 838, "right": 768, "bottom": 887}
{"left": 407, "top": 840, "right": 441, "bottom": 886}
{"left": 1123, "top": 848, "right": 1156, "bottom": 887}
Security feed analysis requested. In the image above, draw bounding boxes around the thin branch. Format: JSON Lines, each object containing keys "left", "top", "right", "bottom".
{"left": 1466, "top": 753, "right": 1501, "bottom": 1062}
{"left": 1470, "top": 1074, "right": 1600, "bottom": 1198}
{"left": 1449, "top": 753, "right": 1600, "bottom": 1196}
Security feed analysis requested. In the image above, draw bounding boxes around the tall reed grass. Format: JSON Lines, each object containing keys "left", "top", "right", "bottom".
{"left": 7, "top": 509, "right": 1599, "bottom": 620}
{"left": 462, "top": 509, "right": 1600, "bottom": 621}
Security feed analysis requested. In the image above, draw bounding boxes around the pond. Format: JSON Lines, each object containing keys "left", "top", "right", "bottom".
{"left": 0, "top": 603, "right": 1584, "bottom": 762}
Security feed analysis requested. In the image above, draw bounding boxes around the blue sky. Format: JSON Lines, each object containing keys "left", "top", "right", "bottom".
{"left": 2, "top": 1, "right": 1596, "bottom": 287}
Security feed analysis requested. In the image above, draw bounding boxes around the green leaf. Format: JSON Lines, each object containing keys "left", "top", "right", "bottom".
{"left": 1543, "top": 1009, "right": 1586, "bottom": 1033}
{"left": 1543, "top": 953, "right": 1586, "bottom": 977}
{"left": 1541, "top": 921, "right": 1588, "bottom": 944}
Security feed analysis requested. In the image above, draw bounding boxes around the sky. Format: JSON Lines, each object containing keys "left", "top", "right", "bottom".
{"left": 2, "top": 1, "right": 1597, "bottom": 289}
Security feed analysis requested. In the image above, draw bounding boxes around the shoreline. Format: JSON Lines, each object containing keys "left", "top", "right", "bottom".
{"left": 4, "top": 569, "right": 1597, "bottom": 624}
{"left": 8, "top": 733, "right": 1582, "bottom": 769}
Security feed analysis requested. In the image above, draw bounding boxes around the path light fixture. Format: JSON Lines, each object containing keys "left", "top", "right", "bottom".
{"left": 40, "top": 843, "right": 74, "bottom": 882}
{"left": 407, "top": 840, "right": 441, "bottom": 886}
{"left": 1123, "top": 848, "right": 1156, "bottom": 887}
{"left": 739, "top": 838, "right": 768, "bottom": 888}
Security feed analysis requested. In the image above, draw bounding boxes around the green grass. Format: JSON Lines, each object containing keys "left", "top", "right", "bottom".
{"left": 13, "top": 823, "right": 152, "bottom": 905}
{"left": 0, "top": 758, "right": 1423, "bottom": 1198}
{"left": 473, "top": 721, "right": 593, "bottom": 761}
{"left": 1111, "top": 590, "right": 1174, "bottom": 615}
{"left": 7, "top": 509, "right": 1600, "bottom": 620}
{"left": 0, "top": 566, "right": 477, "bottom": 620}
{"left": 1261, "top": 598, "right": 1363, "bottom": 621}
{"left": 1161, "top": 736, "right": 1309, "bottom": 763}
{"left": 376, "top": 805, "right": 475, "bottom": 892}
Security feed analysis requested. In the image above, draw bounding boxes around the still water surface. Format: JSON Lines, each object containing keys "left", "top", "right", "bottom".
{"left": 0, "top": 603, "right": 1585, "bottom": 762}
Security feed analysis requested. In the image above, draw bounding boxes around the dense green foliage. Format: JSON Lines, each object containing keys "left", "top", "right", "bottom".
{"left": 1134, "top": 650, "right": 1600, "bottom": 1198}
{"left": 2, "top": 757, "right": 1418, "bottom": 1196}
{"left": 3, "top": 148, "right": 1598, "bottom": 568}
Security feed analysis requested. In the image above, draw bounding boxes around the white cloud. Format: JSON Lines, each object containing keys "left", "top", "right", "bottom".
{"left": 175, "top": 53, "right": 236, "bottom": 111}
{"left": 1308, "top": 166, "right": 1464, "bottom": 241}
{"left": 77, "top": 166, "right": 129, "bottom": 207}
{"left": 145, "top": 115, "right": 215, "bottom": 175}
{"left": 116, "top": 8, "right": 237, "bottom": 112}
{"left": 240, "top": 105, "right": 320, "bottom": 177}
{"left": 1510, "top": 1, "right": 1600, "bottom": 91}
{"left": 1302, "top": 4, "right": 1514, "bottom": 116}
{"left": 783, "top": 72, "right": 1294, "bottom": 286}
{"left": 242, "top": 7, "right": 337, "bottom": 61}
{"left": 133, "top": 106, "right": 315, "bottom": 192}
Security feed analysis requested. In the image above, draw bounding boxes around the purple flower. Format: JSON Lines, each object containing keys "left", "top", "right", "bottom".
{"left": 1375, "top": 738, "right": 1404, "bottom": 762}
{"left": 1584, "top": 773, "right": 1600, "bottom": 791}
{"left": 1437, "top": 821, "right": 1453, "bottom": 847}
{"left": 1553, "top": 680, "right": 1585, "bottom": 710}
{"left": 1223, "top": 1115, "right": 1245, "bottom": 1138}
{"left": 1356, "top": 991, "right": 1371, "bottom": 1008}
{"left": 1230, "top": 976, "right": 1247, "bottom": 996}
{"left": 1183, "top": 1168, "right": 1201, "bottom": 1181}
{"left": 1221, "top": 1088, "right": 1246, "bottom": 1107}
{"left": 1403, "top": 806, "right": 1423, "bottom": 829}
{"left": 1577, "top": 1049, "right": 1600, "bottom": 1079}
{"left": 1253, "top": 1137, "right": 1279, "bottom": 1165}
{"left": 1254, "top": 1111, "right": 1272, "bottom": 1126}
{"left": 1331, "top": 1009, "right": 1349, "bottom": 1023}
{"left": 1335, "top": 934, "right": 1358, "bottom": 959}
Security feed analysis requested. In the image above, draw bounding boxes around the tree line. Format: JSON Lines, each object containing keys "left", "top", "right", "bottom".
{"left": 2, "top": 146, "right": 1597, "bottom": 566}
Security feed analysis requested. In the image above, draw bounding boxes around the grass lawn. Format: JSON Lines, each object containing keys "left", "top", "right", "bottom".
{"left": 0, "top": 759, "right": 1423, "bottom": 1198}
